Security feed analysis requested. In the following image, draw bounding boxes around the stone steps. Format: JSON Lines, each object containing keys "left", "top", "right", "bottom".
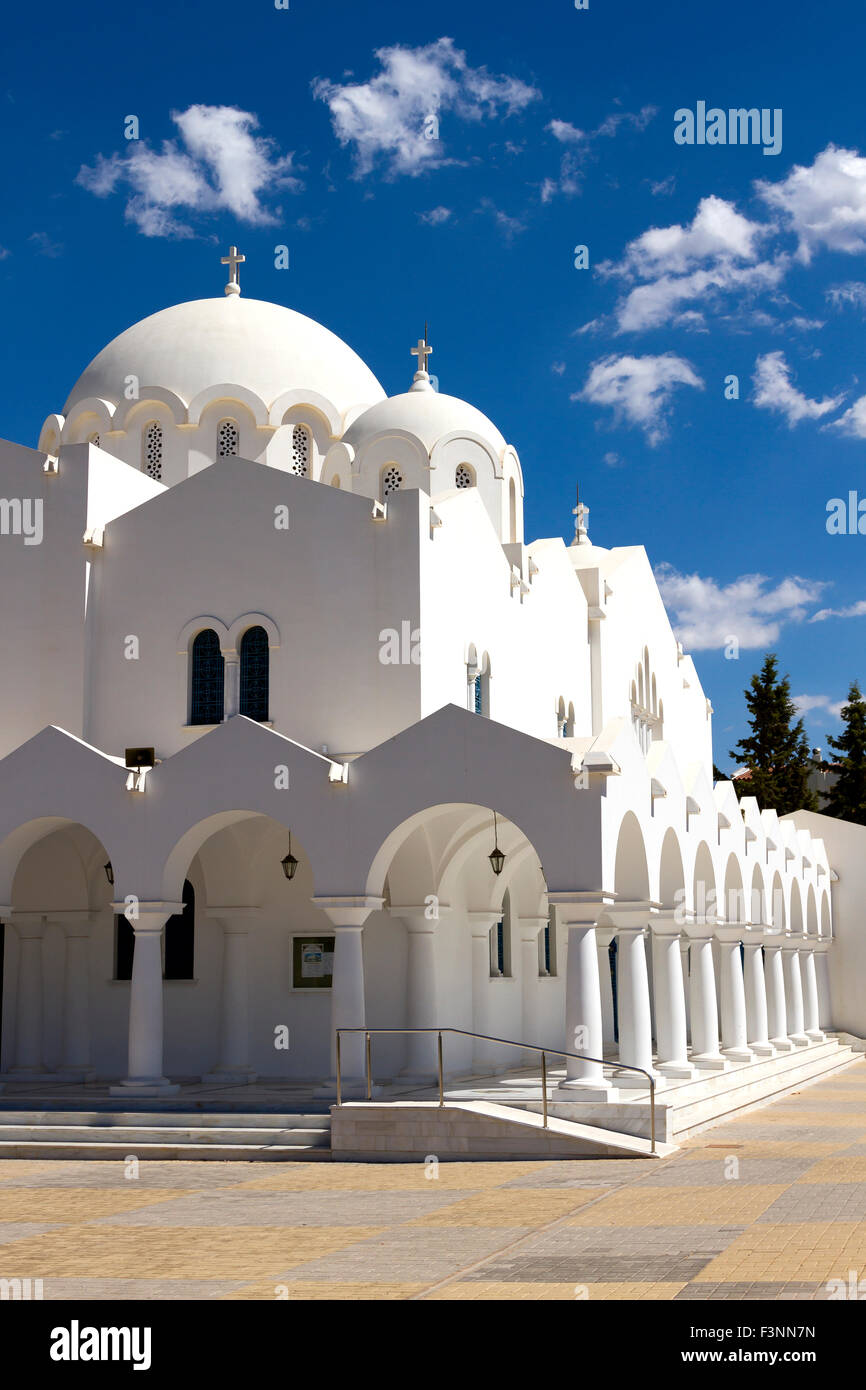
{"left": 0, "top": 1111, "right": 332, "bottom": 1161}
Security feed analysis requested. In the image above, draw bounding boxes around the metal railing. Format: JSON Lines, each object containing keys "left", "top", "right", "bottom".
{"left": 335, "top": 1027, "right": 656, "bottom": 1154}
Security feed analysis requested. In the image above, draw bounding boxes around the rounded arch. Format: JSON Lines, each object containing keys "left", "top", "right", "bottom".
{"left": 749, "top": 862, "right": 766, "bottom": 926}
{"left": 0, "top": 815, "right": 126, "bottom": 908}
{"left": 790, "top": 879, "right": 804, "bottom": 935}
{"left": 771, "top": 871, "right": 786, "bottom": 930}
{"left": 806, "top": 883, "right": 818, "bottom": 936}
{"left": 112, "top": 388, "right": 188, "bottom": 432}
{"left": 658, "top": 827, "right": 685, "bottom": 909}
{"left": 187, "top": 384, "right": 269, "bottom": 429}
{"left": 724, "top": 854, "right": 745, "bottom": 923}
{"left": 692, "top": 841, "right": 717, "bottom": 924}
{"left": 613, "top": 811, "right": 649, "bottom": 902}
{"left": 225, "top": 612, "right": 281, "bottom": 652}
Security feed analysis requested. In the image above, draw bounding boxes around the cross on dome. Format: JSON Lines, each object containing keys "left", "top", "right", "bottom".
{"left": 221, "top": 245, "right": 246, "bottom": 297}
{"left": 411, "top": 329, "right": 433, "bottom": 376}
{"left": 572, "top": 484, "right": 590, "bottom": 546}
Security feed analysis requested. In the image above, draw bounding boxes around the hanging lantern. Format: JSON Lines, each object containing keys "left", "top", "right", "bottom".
{"left": 488, "top": 811, "right": 505, "bottom": 876}
{"left": 281, "top": 832, "right": 299, "bottom": 881}
{"left": 104, "top": 861, "right": 114, "bottom": 886}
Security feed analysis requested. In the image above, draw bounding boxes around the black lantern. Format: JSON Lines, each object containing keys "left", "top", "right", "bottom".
{"left": 281, "top": 833, "right": 299, "bottom": 881}
{"left": 104, "top": 861, "right": 114, "bottom": 886}
{"left": 488, "top": 811, "right": 506, "bottom": 876}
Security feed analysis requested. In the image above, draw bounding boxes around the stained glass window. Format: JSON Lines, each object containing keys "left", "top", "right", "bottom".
{"left": 239, "top": 625, "right": 269, "bottom": 722}
{"left": 190, "top": 629, "right": 224, "bottom": 725}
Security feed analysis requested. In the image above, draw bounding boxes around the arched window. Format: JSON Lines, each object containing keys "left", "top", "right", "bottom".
{"left": 490, "top": 891, "right": 512, "bottom": 977}
{"left": 217, "top": 419, "right": 239, "bottom": 458}
{"left": 190, "top": 629, "right": 224, "bottom": 725}
{"left": 239, "top": 625, "right": 269, "bottom": 722}
{"left": 557, "top": 697, "right": 567, "bottom": 737}
{"left": 474, "top": 674, "right": 483, "bottom": 714}
{"left": 291, "top": 424, "right": 310, "bottom": 476}
{"left": 143, "top": 421, "right": 163, "bottom": 480}
{"left": 455, "top": 464, "right": 474, "bottom": 489}
{"left": 164, "top": 879, "right": 195, "bottom": 980}
{"left": 508, "top": 477, "right": 517, "bottom": 543}
{"left": 382, "top": 465, "right": 403, "bottom": 499}
{"left": 539, "top": 906, "right": 557, "bottom": 976}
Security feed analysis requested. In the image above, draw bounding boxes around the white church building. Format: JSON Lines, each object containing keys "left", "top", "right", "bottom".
{"left": 0, "top": 249, "right": 861, "bottom": 1153}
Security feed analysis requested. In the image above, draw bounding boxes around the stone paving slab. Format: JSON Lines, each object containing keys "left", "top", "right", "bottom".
{"left": 0, "top": 1066, "right": 865, "bottom": 1300}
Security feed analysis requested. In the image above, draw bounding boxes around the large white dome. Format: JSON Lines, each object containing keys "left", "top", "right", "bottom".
{"left": 342, "top": 380, "right": 507, "bottom": 458}
{"left": 63, "top": 295, "right": 385, "bottom": 416}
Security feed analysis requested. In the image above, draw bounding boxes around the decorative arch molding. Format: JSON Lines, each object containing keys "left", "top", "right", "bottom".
{"left": 187, "top": 383, "right": 270, "bottom": 428}
{"left": 502, "top": 446, "right": 525, "bottom": 493}
{"left": 429, "top": 430, "right": 502, "bottom": 478}
{"left": 268, "top": 389, "right": 342, "bottom": 435}
{"left": 353, "top": 430, "right": 430, "bottom": 476}
{"left": 61, "top": 398, "right": 116, "bottom": 443}
{"left": 226, "top": 613, "right": 281, "bottom": 652}
{"left": 38, "top": 413, "right": 65, "bottom": 454}
{"left": 112, "top": 388, "right": 188, "bottom": 432}
{"left": 176, "top": 616, "right": 230, "bottom": 653}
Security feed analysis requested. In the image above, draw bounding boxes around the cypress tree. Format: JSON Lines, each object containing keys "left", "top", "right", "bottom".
{"left": 825, "top": 682, "right": 866, "bottom": 825}
{"left": 728, "top": 653, "right": 818, "bottom": 815}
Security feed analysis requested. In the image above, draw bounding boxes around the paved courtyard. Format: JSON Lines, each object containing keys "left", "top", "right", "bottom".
{"left": 1, "top": 1065, "right": 865, "bottom": 1301}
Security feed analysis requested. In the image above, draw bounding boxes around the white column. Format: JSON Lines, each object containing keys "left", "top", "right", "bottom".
{"left": 716, "top": 928, "right": 753, "bottom": 1062}
{"left": 313, "top": 896, "right": 381, "bottom": 1093}
{"left": 110, "top": 904, "right": 180, "bottom": 1095}
{"left": 680, "top": 938, "right": 691, "bottom": 1041}
{"left": 58, "top": 913, "right": 96, "bottom": 1081}
{"left": 782, "top": 943, "right": 810, "bottom": 1046}
{"left": 597, "top": 929, "right": 616, "bottom": 1051}
{"left": 551, "top": 895, "right": 610, "bottom": 1098}
{"left": 204, "top": 910, "right": 259, "bottom": 1083}
{"left": 800, "top": 948, "right": 824, "bottom": 1041}
{"left": 764, "top": 940, "right": 793, "bottom": 1051}
{"left": 9, "top": 914, "right": 48, "bottom": 1076}
{"left": 685, "top": 927, "right": 727, "bottom": 1071}
{"left": 392, "top": 904, "right": 447, "bottom": 1080}
{"left": 468, "top": 911, "right": 499, "bottom": 1070}
{"left": 743, "top": 936, "right": 775, "bottom": 1057}
{"left": 223, "top": 650, "right": 240, "bottom": 718}
{"left": 519, "top": 916, "right": 546, "bottom": 1054}
{"left": 615, "top": 921, "right": 655, "bottom": 1085}
{"left": 651, "top": 916, "right": 693, "bottom": 1078}
{"left": 815, "top": 945, "right": 832, "bottom": 1029}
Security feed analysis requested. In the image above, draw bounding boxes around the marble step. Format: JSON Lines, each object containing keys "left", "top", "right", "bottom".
{"left": 0, "top": 1110, "right": 331, "bottom": 1131}
{"left": 0, "top": 1140, "right": 332, "bottom": 1161}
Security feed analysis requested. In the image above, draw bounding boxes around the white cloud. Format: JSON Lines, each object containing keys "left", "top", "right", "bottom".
{"left": 756, "top": 145, "right": 866, "bottom": 263}
{"left": 77, "top": 106, "right": 300, "bottom": 237}
{"left": 826, "top": 281, "right": 866, "bottom": 310}
{"left": 547, "top": 119, "right": 584, "bottom": 144}
{"left": 811, "top": 598, "right": 866, "bottom": 621}
{"left": 830, "top": 394, "right": 866, "bottom": 438}
{"left": 0, "top": 245, "right": 9, "bottom": 260}
{"left": 313, "top": 37, "right": 539, "bottom": 179}
{"left": 551, "top": 361, "right": 566, "bottom": 375}
{"left": 595, "top": 105, "right": 657, "bottom": 138}
{"left": 792, "top": 693, "right": 845, "bottom": 719}
{"left": 596, "top": 196, "right": 785, "bottom": 332}
{"left": 654, "top": 566, "right": 825, "bottom": 650}
{"left": 476, "top": 197, "right": 525, "bottom": 239}
{"left": 650, "top": 174, "right": 676, "bottom": 197}
{"left": 419, "top": 205, "right": 452, "bottom": 225}
{"left": 575, "top": 352, "right": 703, "bottom": 445}
{"left": 752, "top": 351, "right": 844, "bottom": 426}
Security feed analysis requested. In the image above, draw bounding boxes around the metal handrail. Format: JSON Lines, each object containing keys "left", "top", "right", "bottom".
{"left": 335, "top": 1026, "right": 656, "bottom": 1154}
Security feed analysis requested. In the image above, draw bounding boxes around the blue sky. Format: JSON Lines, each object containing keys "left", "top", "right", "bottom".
{"left": 2, "top": 0, "right": 865, "bottom": 764}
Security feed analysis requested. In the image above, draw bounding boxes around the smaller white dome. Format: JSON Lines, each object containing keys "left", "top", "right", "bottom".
{"left": 342, "top": 378, "right": 507, "bottom": 458}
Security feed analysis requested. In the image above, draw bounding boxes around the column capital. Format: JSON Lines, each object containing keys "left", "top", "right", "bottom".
{"left": 609, "top": 899, "right": 658, "bottom": 930}
{"left": 112, "top": 902, "right": 182, "bottom": 932}
{"left": 548, "top": 891, "right": 615, "bottom": 926}
{"left": 714, "top": 924, "right": 748, "bottom": 944}
{"left": 312, "top": 895, "right": 383, "bottom": 928}
{"left": 8, "top": 911, "right": 47, "bottom": 934}
{"left": 467, "top": 909, "right": 502, "bottom": 935}
{"left": 388, "top": 903, "right": 451, "bottom": 931}
{"left": 649, "top": 908, "right": 685, "bottom": 936}
{"left": 518, "top": 915, "right": 547, "bottom": 941}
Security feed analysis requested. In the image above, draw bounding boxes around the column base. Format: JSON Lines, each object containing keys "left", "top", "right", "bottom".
{"left": 805, "top": 1030, "right": 825, "bottom": 1043}
{"left": 691, "top": 1053, "right": 729, "bottom": 1072}
{"left": 657, "top": 1060, "right": 695, "bottom": 1079}
{"left": 770, "top": 1037, "right": 794, "bottom": 1052}
{"left": 615, "top": 1070, "right": 658, "bottom": 1090}
{"left": 109, "top": 1079, "right": 180, "bottom": 1096}
{"left": 788, "top": 1034, "right": 811, "bottom": 1048}
{"left": 748, "top": 1042, "right": 776, "bottom": 1058}
{"left": 201, "top": 1069, "right": 258, "bottom": 1084}
{"left": 553, "top": 1080, "right": 615, "bottom": 1102}
{"left": 721, "top": 1046, "right": 755, "bottom": 1063}
{"left": 57, "top": 1067, "right": 98, "bottom": 1083}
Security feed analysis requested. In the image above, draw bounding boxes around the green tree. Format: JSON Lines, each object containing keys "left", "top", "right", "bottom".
{"left": 728, "top": 653, "right": 818, "bottom": 815}
{"left": 825, "top": 682, "right": 866, "bottom": 825}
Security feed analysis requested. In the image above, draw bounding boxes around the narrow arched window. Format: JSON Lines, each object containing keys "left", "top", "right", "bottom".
{"left": 490, "top": 891, "right": 511, "bottom": 977}
{"left": 239, "top": 625, "right": 269, "bottom": 721}
{"left": 190, "top": 629, "right": 224, "bottom": 725}
{"left": 508, "top": 477, "right": 517, "bottom": 543}
{"left": 382, "top": 465, "right": 402, "bottom": 499}
{"left": 164, "top": 879, "right": 195, "bottom": 980}
{"left": 291, "top": 424, "right": 310, "bottom": 475}
{"left": 455, "top": 464, "right": 473, "bottom": 489}
{"left": 143, "top": 421, "right": 163, "bottom": 479}
{"left": 217, "top": 419, "right": 239, "bottom": 457}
